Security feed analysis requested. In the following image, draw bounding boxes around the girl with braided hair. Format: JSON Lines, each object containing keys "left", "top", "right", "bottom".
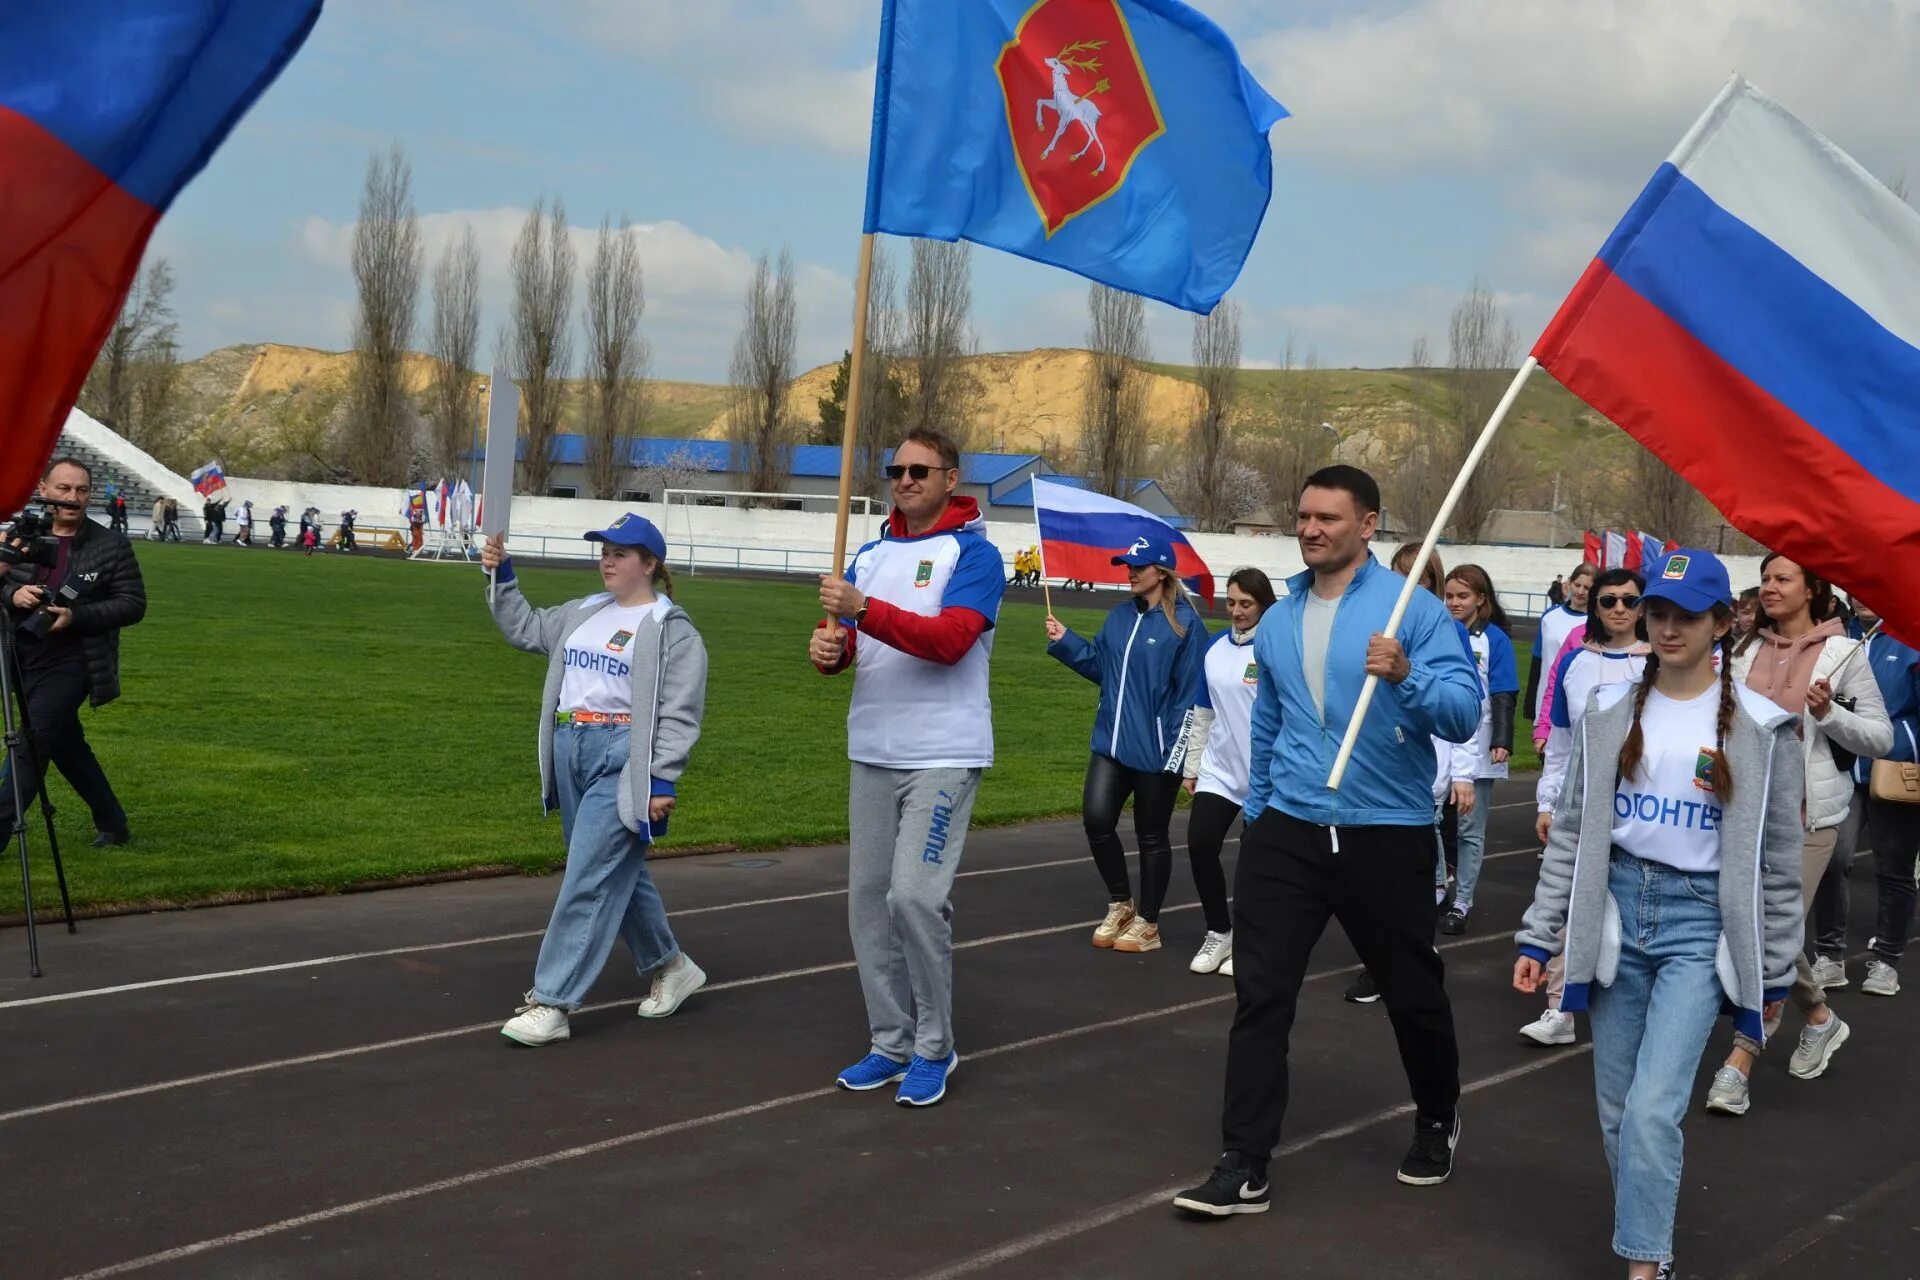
{"left": 1514, "top": 549, "right": 1806, "bottom": 1280}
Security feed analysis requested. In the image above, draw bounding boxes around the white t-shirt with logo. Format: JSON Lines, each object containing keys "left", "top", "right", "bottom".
{"left": 1196, "top": 630, "right": 1260, "bottom": 804}
{"left": 1611, "top": 687, "right": 1725, "bottom": 873}
{"left": 558, "top": 600, "right": 669, "bottom": 715}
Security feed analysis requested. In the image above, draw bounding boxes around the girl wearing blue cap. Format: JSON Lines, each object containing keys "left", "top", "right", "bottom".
{"left": 1515, "top": 548, "right": 1806, "bottom": 1280}
{"left": 1045, "top": 536, "right": 1208, "bottom": 954}
{"left": 480, "top": 515, "right": 709, "bottom": 1046}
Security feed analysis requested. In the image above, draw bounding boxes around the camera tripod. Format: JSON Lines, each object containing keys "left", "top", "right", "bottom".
{"left": 1, "top": 607, "right": 77, "bottom": 977}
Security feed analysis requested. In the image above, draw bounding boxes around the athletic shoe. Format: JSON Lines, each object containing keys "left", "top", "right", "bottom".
{"left": 1344, "top": 971, "right": 1380, "bottom": 1004}
{"left": 1519, "top": 1008, "right": 1576, "bottom": 1046}
{"left": 1396, "top": 1112, "right": 1460, "bottom": 1186}
{"left": 501, "top": 994, "right": 570, "bottom": 1046}
{"left": 1190, "top": 930, "right": 1232, "bottom": 974}
{"left": 1092, "top": 899, "right": 1137, "bottom": 948}
{"left": 1655, "top": 1261, "right": 1676, "bottom": 1280}
{"left": 637, "top": 952, "right": 706, "bottom": 1018}
{"left": 1862, "top": 959, "right": 1901, "bottom": 997}
{"left": 1172, "top": 1154, "right": 1270, "bottom": 1216}
{"left": 1113, "top": 918, "right": 1162, "bottom": 953}
{"left": 1787, "top": 1013, "right": 1849, "bottom": 1079}
{"left": 91, "top": 828, "right": 132, "bottom": 848}
{"left": 896, "top": 1051, "right": 957, "bottom": 1106}
{"left": 1704, "top": 1065, "right": 1750, "bottom": 1115}
{"left": 1220, "top": 955, "right": 1234, "bottom": 977}
{"left": 836, "top": 1052, "right": 909, "bottom": 1091}
{"left": 1438, "top": 907, "right": 1468, "bottom": 936}
{"left": 1809, "top": 956, "right": 1848, "bottom": 990}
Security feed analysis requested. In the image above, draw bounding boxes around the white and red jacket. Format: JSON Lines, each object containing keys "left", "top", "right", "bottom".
{"left": 815, "top": 497, "right": 1004, "bottom": 770}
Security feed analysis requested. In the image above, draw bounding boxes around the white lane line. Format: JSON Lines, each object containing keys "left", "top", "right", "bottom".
{"left": 0, "top": 903, "right": 1215, "bottom": 1125}
{"left": 56, "top": 934, "right": 1514, "bottom": 1280}
{"left": 0, "top": 842, "right": 1236, "bottom": 1013}
{"left": 910, "top": 1046, "right": 1595, "bottom": 1280}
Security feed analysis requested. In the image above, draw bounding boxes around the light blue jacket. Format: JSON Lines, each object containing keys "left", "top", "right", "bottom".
{"left": 1246, "top": 556, "right": 1482, "bottom": 827}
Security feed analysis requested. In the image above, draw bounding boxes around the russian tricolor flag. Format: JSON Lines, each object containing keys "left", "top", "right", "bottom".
{"left": 0, "top": 2, "right": 322, "bottom": 516}
{"left": 1535, "top": 76, "right": 1920, "bottom": 642}
{"left": 1032, "top": 476, "right": 1214, "bottom": 604}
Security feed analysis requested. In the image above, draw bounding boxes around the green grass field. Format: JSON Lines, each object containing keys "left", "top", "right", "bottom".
{"left": 0, "top": 545, "right": 1538, "bottom": 916}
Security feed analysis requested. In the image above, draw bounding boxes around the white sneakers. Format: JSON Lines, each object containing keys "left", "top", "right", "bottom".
{"left": 1220, "top": 955, "right": 1235, "bottom": 977}
{"left": 1519, "top": 1008, "right": 1576, "bottom": 1046}
{"left": 1190, "top": 931, "right": 1233, "bottom": 974}
{"left": 1809, "top": 955, "right": 1848, "bottom": 990}
{"left": 501, "top": 951, "right": 707, "bottom": 1044}
{"left": 639, "top": 952, "right": 707, "bottom": 1018}
{"left": 502, "top": 995, "right": 570, "bottom": 1046}
{"left": 1862, "top": 958, "right": 1901, "bottom": 997}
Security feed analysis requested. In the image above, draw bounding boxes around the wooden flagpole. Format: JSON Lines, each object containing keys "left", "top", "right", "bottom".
{"left": 827, "top": 233, "right": 879, "bottom": 631}
{"left": 1326, "top": 356, "right": 1540, "bottom": 790}
{"left": 1034, "top": 510, "right": 1054, "bottom": 617}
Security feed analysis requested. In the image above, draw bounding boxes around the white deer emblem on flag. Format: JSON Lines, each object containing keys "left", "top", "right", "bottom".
{"left": 1035, "top": 40, "right": 1110, "bottom": 175}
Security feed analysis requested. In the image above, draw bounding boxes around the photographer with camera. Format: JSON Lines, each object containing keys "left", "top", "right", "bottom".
{"left": 3, "top": 458, "right": 148, "bottom": 848}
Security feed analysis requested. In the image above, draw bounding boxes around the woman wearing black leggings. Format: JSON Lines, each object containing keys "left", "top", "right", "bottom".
{"left": 1175, "top": 568, "right": 1276, "bottom": 975}
{"left": 1046, "top": 533, "right": 1210, "bottom": 954}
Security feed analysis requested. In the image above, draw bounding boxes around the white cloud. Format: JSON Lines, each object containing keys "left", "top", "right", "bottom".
{"left": 718, "top": 63, "right": 877, "bottom": 156}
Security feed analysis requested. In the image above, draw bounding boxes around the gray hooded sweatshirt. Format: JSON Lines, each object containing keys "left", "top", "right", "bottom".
{"left": 1516, "top": 678, "right": 1805, "bottom": 1045}
{"left": 486, "top": 563, "right": 707, "bottom": 840}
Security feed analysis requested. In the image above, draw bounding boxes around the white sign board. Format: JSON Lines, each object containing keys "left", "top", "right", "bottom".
{"left": 479, "top": 366, "right": 519, "bottom": 540}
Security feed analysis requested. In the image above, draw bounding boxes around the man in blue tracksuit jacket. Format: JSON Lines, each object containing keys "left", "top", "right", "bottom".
{"left": 1175, "top": 465, "right": 1482, "bottom": 1218}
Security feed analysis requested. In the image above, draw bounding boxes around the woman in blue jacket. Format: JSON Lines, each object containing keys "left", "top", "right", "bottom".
{"left": 1045, "top": 534, "right": 1209, "bottom": 955}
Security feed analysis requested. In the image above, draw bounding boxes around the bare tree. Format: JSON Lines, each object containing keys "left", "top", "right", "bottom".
{"left": 1387, "top": 334, "right": 1445, "bottom": 535}
{"left": 901, "top": 239, "right": 978, "bottom": 449}
{"left": 1082, "top": 284, "right": 1151, "bottom": 497}
{"left": 426, "top": 226, "right": 481, "bottom": 479}
{"left": 581, "top": 216, "right": 650, "bottom": 500}
{"left": 725, "top": 248, "right": 798, "bottom": 500}
{"left": 632, "top": 445, "right": 708, "bottom": 506}
{"left": 1442, "top": 280, "right": 1519, "bottom": 540}
{"left": 506, "top": 197, "right": 577, "bottom": 494}
{"left": 80, "top": 258, "right": 182, "bottom": 453}
{"left": 1556, "top": 434, "right": 1627, "bottom": 541}
{"left": 343, "top": 144, "right": 422, "bottom": 486}
{"left": 1620, "top": 441, "right": 1708, "bottom": 543}
{"left": 1183, "top": 300, "right": 1242, "bottom": 532}
{"left": 1253, "top": 335, "right": 1335, "bottom": 523}
{"left": 1163, "top": 444, "right": 1265, "bottom": 530}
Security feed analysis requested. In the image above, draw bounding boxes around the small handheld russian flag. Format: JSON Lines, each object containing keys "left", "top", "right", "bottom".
{"left": 1031, "top": 476, "right": 1214, "bottom": 603}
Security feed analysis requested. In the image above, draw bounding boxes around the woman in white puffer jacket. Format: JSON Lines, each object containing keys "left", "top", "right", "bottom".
{"left": 1704, "top": 554, "right": 1891, "bottom": 1118}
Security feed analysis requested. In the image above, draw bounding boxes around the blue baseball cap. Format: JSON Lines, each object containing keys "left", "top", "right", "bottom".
{"left": 585, "top": 512, "right": 667, "bottom": 561}
{"left": 1643, "top": 547, "right": 1733, "bottom": 613}
{"left": 1111, "top": 534, "right": 1177, "bottom": 570}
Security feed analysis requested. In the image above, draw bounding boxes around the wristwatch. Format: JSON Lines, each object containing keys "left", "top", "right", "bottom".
{"left": 854, "top": 603, "right": 870, "bottom": 625}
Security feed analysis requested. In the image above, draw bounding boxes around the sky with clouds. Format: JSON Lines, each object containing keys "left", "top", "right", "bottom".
{"left": 155, "top": 0, "right": 1920, "bottom": 384}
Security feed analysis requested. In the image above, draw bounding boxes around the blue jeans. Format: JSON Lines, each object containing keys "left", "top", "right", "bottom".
{"left": 1452, "top": 779, "right": 1496, "bottom": 911}
{"left": 530, "top": 724, "right": 678, "bottom": 1010}
{"left": 1588, "top": 852, "right": 1726, "bottom": 1264}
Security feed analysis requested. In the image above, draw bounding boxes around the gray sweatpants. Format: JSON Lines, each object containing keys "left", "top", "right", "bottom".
{"left": 848, "top": 762, "right": 981, "bottom": 1062}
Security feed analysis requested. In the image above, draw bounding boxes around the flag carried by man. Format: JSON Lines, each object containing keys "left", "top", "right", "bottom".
{"left": 863, "top": 0, "right": 1286, "bottom": 314}
{"left": 1031, "top": 476, "right": 1214, "bottom": 602}
{"left": 189, "top": 462, "right": 227, "bottom": 498}
{"left": 0, "top": 1, "right": 323, "bottom": 517}
{"left": 1533, "top": 75, "right": 1920, "bottom": 643}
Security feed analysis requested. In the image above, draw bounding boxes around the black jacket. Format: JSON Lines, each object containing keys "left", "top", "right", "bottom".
{"left": 5, "top": 517, "right": 148, "bottom": 707}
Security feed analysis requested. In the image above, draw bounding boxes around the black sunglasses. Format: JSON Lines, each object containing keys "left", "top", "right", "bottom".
{"left": 1596, "top": 593, "right": 1643, "bottom": 610}
{"left": 883, "top": 463, "right": 953, "bottom": 481}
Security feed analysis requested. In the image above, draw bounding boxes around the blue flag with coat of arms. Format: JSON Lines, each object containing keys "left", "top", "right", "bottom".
{"left": 863, "top": 0, "right": 1287, "bottom": 314}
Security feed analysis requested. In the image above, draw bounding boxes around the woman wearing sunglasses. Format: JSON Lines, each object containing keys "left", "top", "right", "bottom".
{"left": 1045, "top": 535, "right": 1209, "bottom": 954}
{"left": 1521, "top": 568, "right": 1650, "bottom": 1044}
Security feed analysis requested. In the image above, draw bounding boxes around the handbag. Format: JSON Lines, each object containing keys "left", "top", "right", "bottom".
{"left": 1825, "top": 694, "right": 1859, "bottom": 773}
{"left": 1872, "top": 759, "right": 1920, "bottom": 805}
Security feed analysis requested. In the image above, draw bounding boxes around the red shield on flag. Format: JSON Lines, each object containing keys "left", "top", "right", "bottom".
{"left": 997, "top": 0, "right": 1167, "bottom": 237}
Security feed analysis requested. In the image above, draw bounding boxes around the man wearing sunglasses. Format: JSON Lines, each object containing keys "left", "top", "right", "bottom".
{"left": 809, "top": 428, "right": 1004, "bottom": 1108}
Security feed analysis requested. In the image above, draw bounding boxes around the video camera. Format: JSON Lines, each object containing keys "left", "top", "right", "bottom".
{"left": 0, "top": 500, "right": 71, "bottom": 569}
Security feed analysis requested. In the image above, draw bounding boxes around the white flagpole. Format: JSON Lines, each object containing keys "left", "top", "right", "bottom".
{"left": 1034, "top": 509, "right": 1054, "bottom": 616}
{"left": 1326, "top": 355, "right": 1541, "bottom": 790}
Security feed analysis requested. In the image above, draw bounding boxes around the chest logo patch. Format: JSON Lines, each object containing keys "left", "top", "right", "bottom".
{"left": 606, "top": 629, "right": 634, "bottom": 653}
{"left": 1243, "top": 661, "right": 1258, "bottom": 685}
{"left": 1693, "top": 748, "right": 1717, "bottom": 792}
{"left": 915, "top": 559, "right": 934, "bottom": 587}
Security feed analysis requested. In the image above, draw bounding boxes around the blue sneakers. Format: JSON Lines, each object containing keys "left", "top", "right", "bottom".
{"left": 835, "top": 1052, "right": 909, "bottom": 1091}
{"left": 895, "top": 1051, "right": 958, "bottom": 1107}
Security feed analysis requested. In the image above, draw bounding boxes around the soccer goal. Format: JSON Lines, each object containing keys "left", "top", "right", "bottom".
{"left": 662, "top": 489, "right": 887, "bottom": 578}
